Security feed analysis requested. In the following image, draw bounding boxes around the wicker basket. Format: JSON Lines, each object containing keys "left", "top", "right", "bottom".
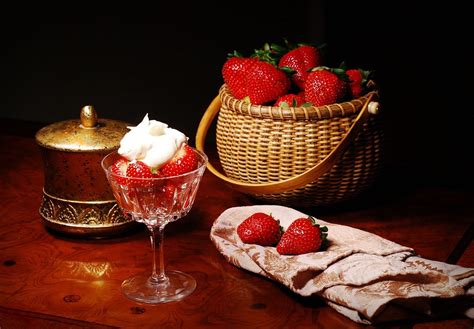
{"left": 196, "top": 84, "right": 383, "bottom": 207}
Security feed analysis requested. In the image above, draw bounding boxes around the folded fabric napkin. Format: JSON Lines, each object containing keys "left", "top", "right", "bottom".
{"left": 210, "top": 205, "right": 474, "bottom": 324}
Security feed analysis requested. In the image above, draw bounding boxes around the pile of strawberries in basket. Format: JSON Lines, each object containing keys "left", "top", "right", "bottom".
{"left": 222, "top": 40, "right": 372, "bottom": 107}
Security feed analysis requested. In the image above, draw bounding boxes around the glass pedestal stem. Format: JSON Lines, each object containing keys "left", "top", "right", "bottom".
{"left": 149, "top": 225, "right": 169, "bottom": 286}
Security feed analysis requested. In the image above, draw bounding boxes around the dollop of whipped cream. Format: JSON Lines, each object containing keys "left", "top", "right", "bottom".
{"left": 118, "top": 114, "right": 187, "bottom": 168}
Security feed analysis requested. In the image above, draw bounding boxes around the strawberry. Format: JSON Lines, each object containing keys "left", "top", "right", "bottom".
{"left": 276, "top": 216, "right": 328, "bottom": 255}
{"left": 237, "top": 212, "right": 282, "bottom": 246}
{"left": 279, "top": 44, "right": 321, "bottom": 90}
{"left": 126, "top": 161, "right": 154, "bottom": 187}
{"left": 274, "top": 93, "right": 306, "bottom": 107}
{"left": 222, "top": 56, "right": 290, "bottom": 105}
{"left": 304, "top": 67, "right": 348, "bottom": 106}
{"left": 111, "top": 157, "right": 129, "bottom": 185}
{"left": 160, "top": 144, "right": 199, "bottom": 177}
{"left": 346, "top": 68, "right": 372, "bottom": 98}
{"left": 160, "top": 181, "right": 190, "bottom": 209}
{"left": 221, "top": 56, "right": 249, "bottom": 99}
{"left": 163, "top": 182, "right": 178, "bottom": 201}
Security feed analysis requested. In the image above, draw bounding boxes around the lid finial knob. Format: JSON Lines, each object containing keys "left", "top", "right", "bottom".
{"left": 80, "top": 105, "right": 98, "bottom": 128}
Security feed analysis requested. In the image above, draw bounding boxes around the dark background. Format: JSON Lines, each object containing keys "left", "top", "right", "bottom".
{"left": 1, "top": 2, "right": 472, "bottom": 189}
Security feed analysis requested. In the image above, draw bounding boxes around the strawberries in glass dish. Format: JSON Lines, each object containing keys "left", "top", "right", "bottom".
{"left": 160, "top": 144, "right": 199, "bottom": 177}
{"left": 111, "top": 144, "right": 199, "bottom": 185}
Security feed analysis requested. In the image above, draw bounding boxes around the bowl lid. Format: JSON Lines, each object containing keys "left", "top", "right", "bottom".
{"left": 35, "top": 105, "right": 130, "bottom": 152}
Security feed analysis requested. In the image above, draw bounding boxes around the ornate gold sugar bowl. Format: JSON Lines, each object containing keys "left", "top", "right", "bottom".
{"left": 35, "top": 106, "right": 137, "bottom": 238}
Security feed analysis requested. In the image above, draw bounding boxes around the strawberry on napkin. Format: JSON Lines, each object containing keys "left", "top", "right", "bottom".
{"left": 210, "top": 205, "right": 474, "bottom": 325}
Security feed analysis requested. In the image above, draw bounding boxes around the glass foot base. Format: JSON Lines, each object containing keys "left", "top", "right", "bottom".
{"left": 121, "top": 270, "right": 196, "bottom": 304}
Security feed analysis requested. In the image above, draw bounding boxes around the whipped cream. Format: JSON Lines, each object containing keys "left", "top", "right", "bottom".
{"left": 118, "top": 114, "right": 187, "bottom": 168}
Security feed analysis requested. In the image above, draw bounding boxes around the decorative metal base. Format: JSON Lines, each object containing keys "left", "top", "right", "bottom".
{"left": 39, "top": 190, "right": 138, "bottom": 238}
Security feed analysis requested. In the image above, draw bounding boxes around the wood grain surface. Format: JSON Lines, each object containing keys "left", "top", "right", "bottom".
{"left": 0, "top": 121, "right": 472, "bottom": 329}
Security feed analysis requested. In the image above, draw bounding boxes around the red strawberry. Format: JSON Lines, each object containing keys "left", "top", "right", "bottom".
{"left": 126, "top": 161, "right": 154, "bottom": 187}
{"left": 274, "top": 93, "right": 305, "bottom": 107}
{"left": 297, "top": 90, "right": 305, "bottom": 101}
{"left": 237, "top": 212, "right": 282, "bottom": 246}
{"left": 279, "top": 45, "right": 321, "bottom": 89}
{"left": 160, "top": 144, "right": 199, "bottom": 177}
{"left": 160, "top": 181, "right": 188, "bottom": 209}
{"left": 111, "top": 157, "right": 129, "bottom": 185}
{"left": 222, "top": 56, "right": 290, "bottom": 105}
{"left": 163, "top": 182, "right": 178, "bottom": 201}
{"left": 276, "top": 216, "right": 328, "bottom": 255}
{"left": 221, "top": 56, "right": 249, "bottom": 99}
{"left": 346, "top": 68, "right": 372, "bottom": 98}
{"left": 304, "top": 67, "right": 348, "bottom": 106}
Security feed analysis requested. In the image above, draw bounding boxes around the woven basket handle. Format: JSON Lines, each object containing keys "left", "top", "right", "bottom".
{"left": 196, "top": 92, "right": 379, "bottom": 195}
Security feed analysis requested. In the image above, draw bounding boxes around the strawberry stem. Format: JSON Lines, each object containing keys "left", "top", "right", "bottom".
{"left": 227, "top": 50, "right": 243, "bottom": 59}
{"left": 309, "top": 66, "right": 349, "bottom": 82}
{"left": 279, "top": 66, "right": 296, "bottom": 75}
{"left": 308, "top": 216, "right": 329, "bottom": 242}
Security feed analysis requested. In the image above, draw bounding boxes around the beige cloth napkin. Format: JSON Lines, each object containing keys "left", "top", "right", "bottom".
{"left": 210, "top": 205, "right": 474, "bottom": 324}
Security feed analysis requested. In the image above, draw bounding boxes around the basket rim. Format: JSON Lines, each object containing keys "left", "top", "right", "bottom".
{"left": 219, "top": 84, "right": 374, "bottom": 120}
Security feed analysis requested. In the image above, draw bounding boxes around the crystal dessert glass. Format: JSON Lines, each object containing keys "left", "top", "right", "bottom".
{"left": 101, "top": 148, "right": 207, "bottom": 304}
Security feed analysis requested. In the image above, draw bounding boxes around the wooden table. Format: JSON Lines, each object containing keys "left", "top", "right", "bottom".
{"left": 0, "top": 120, "right": 472, "bottom": 329}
